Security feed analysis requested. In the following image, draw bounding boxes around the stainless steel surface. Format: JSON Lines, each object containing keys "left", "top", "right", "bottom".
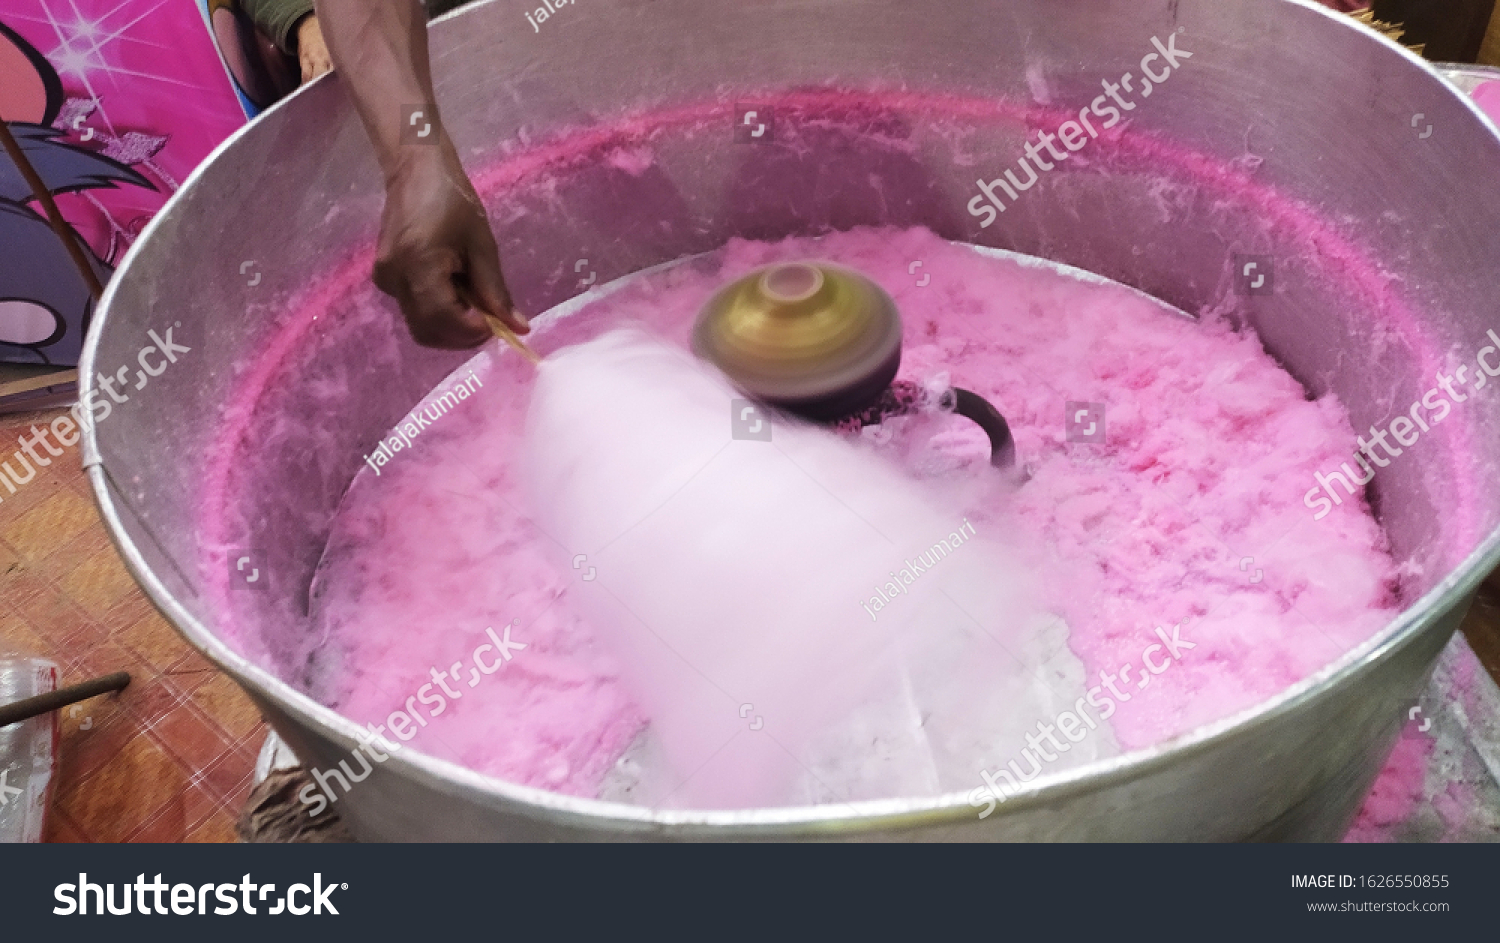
{"left": 83, "top": 0, "right": 1500, "bottom": 840}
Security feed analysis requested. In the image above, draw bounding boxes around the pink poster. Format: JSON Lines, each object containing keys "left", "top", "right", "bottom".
{"left": 1, "top": 1, "right": 247, "bottom": 367}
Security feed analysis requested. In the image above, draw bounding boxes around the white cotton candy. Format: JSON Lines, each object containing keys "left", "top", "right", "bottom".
{"left": 523, "top": 329, "right": 1090, "bottom": 808}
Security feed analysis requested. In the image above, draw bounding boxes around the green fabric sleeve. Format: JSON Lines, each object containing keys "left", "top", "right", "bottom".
{"left": 239, "top": 0, "right": 316, "bottom": 55}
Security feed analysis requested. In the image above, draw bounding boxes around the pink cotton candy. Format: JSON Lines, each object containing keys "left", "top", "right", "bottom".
{"left": 1344, "top": 731, "right": 1434, "bottom": 842}
{"left": 305, "top": 226, "right": 1400, "bottom": 804}
{"left": 521, "top": 329, "right": 1055, "bottom": 807}
{"left": 1470, "top": 80, "right": 1500, "bottom": 126}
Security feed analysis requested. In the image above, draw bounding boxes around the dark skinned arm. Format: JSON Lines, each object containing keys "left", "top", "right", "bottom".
{"left": 313, "top": 0, "right": 527, "bottom": 349}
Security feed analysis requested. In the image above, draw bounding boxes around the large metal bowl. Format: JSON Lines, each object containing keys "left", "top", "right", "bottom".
{"left": 81, "top": 0, "right": 1500, "bottom": 840}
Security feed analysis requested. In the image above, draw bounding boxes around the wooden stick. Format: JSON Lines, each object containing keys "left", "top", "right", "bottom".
{"left": 484, "top": 313, "right": 541, "bottom": 365}
{"left": 0, "top": 368, "right": 79, "bottom": 401}
{"left": 0, "top": 121, "right": 106, "bottom": 301}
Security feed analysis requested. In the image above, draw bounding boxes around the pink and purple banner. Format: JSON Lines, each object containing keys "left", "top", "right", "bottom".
{"left": 1, "top": 0, "right": 249, "bottom": 367}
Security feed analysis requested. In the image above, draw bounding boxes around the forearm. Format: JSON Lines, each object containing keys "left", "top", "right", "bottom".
{"left": 311, "top": 0, "right": 520, "bottom": 345}
{"left": 313, "top": 0, "right": 447, "bottom": 183}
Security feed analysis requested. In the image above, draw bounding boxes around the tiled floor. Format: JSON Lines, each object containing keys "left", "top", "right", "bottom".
{"left": 1, "top": 406, "right": 264, "bottom": 843}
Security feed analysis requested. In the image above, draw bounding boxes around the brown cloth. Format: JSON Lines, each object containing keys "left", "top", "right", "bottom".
{"left": 236, "top": 767, "right": 357, "bottom": 843}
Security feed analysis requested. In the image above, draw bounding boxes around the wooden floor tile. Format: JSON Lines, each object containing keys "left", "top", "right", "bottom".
{"left": 55, "top": 731, "right": 188, "bottom": 844}
{"left": 152, "top": 702, "right": 236, "bottom": 773}
{"left": 1, "top": 407, "right": 260, "bottom": 845}
{"left": 42, "top": 808, "right": 90, "bottom": 844}
{"left": 191, "top": 674, "right": 265, "bottom": 743}
{"left": 0, "top": 536, "right": 23, "bottom": 609}
{"left": 11, "top": 586, "right": 92, "bottom": 657}
{"left": 4, "top": 487, "right": 97, "bottom": 563}
{"left": 116, "top": 610, "right": 194, "bottom": 673}
{"left": 0, "top": 452, "right": 76, "bottom": 522}
{"left": 56, "top": 543, "right": 141, "bottom": 623}
{"left": 0, "top": 609, "right": 54, "bottom": 661}
{"left": 186, "top": 810, "right": 238, "bottom": 844}
{"left": 55, "top": 708, "right": 139, "bottom": 794}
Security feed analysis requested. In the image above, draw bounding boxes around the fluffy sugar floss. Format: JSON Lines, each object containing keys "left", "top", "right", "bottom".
{"left": 523, "top": 330, "right": 1073, "bottom": 807}
{"left": 299, "top": 225, "right": 1400, "bottom": 811}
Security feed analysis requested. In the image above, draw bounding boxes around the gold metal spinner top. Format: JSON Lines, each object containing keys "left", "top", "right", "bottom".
{"left": 691, "top": 261, "right": 903, "bottom": 419}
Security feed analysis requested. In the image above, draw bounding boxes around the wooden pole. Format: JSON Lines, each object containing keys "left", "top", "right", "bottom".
{"left": 0, "top": 121, "right": 106, "bottom": 301}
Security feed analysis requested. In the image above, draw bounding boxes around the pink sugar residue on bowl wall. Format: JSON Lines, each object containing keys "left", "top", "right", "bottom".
{"left": 1471, "top": 80, "right": 1500, "bottom": 125}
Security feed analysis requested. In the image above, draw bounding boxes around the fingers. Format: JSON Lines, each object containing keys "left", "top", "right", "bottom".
{"left": 373, "top": 156, "right": 519, "bottom": 351}
{"left": 463, "top": 225, "right": 529, "bottom": 335}
{"left": 297, "top": 18, "right": 333, "bottom": 85}
{"left": 301, "top": 51, "right": 333, "bottom": 85}
{"left": 374, "top": 252, "right": 490, "bottom": 350}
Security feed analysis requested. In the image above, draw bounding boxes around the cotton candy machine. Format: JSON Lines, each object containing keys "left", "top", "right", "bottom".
{"left": 82, "top": 0, "right": 1500, "bottom": 840}
{"left": 693, "top": 261, "right": 1015, "bottom": 464}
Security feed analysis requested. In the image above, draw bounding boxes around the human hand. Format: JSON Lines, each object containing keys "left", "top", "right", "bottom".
{"left": 296, "top": 15, "right": 333, "bottom": 84}
{"left": 373, "top": 146, "right": 528, "bottom": 350}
